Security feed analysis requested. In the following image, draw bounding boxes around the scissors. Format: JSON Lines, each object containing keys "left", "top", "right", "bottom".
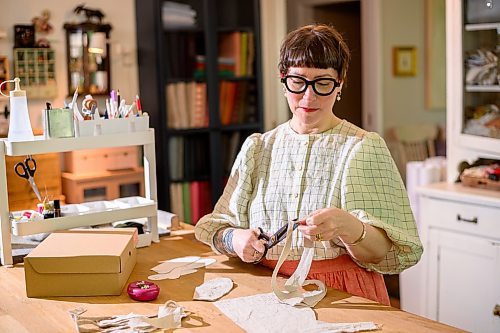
{"left": 253, "top": 220, "right": 300, "bottom": 264}
{"left": 14, "top": 155, "right": 42, "bottom": 201}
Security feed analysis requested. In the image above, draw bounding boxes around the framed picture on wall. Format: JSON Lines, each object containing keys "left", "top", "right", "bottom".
{"left": 393, "top": 46, "right": 416, "bottom": 76}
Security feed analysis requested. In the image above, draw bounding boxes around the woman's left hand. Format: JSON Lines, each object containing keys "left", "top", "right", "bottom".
{"left": 297, "top": 207, "right": 360, "bottom": 242}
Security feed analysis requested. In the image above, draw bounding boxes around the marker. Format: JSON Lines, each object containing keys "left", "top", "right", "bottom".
{"left": 135, "top": 95, "right": 142, "bottom": 116}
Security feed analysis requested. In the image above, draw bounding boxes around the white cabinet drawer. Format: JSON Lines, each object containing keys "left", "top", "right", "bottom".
{"left": 421, "top": 196, "right": 500, "bottom": 240}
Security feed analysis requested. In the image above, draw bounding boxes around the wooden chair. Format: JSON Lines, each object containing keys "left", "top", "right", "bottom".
{"left": 385, "top": 124, "right": 440, "bottom": 180}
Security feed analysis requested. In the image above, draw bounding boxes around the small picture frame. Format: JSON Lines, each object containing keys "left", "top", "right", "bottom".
{"left": 14, "top": 25, "right": 35, "bottom": 48}
{"left": 393, "top": 47, "right": 416, "bottom": 76}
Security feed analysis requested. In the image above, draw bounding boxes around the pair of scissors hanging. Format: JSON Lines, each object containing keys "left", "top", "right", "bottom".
{"left": 14, "top": 155, "right": 42, "bottom": 202}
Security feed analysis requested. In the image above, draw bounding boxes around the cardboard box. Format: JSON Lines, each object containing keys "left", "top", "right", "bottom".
{"left": 24, "top": 228, "right": 137, "bottom": 297}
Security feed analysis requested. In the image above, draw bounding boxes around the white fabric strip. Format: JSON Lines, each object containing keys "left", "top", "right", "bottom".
{"left": 271, "top": 220, "right": 327, "bottom": 307}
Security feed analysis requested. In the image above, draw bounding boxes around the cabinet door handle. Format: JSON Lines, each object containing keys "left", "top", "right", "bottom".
{"left": 456, "top": 214, "right": 478, "bottom": 224}
{"left": 494, "top": 304, "right": 500, "bottom": 317}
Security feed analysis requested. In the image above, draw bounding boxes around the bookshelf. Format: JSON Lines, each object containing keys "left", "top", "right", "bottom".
{"left": 135, "top": 0, "right": 263, "bottom": 223}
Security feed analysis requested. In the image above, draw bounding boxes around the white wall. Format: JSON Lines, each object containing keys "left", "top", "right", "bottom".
{"left": 0, "top": 0, "right": 138, "bottom": 129}
{"left": 381, "top": 0, "right": 446, "bottom": 132}
{"left": 260, "top": 0, "right": 288, "bottom": 130}
{"left": 263, "top": 0, "right": 447, "bottom": 135}
{"left": 0, "top": 0, "right": 446, "bottom": 137}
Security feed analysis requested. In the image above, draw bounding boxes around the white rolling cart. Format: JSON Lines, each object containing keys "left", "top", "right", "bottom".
{"left": 0, "top": 129, "right": 159, "bottom": 266}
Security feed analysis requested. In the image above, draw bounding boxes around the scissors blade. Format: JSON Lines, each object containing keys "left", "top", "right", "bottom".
{"left": 267, "top": 221, "right": 300, "bottom": 249}
{"left": 28, "top": 178, "right": 42, "bottom": 201}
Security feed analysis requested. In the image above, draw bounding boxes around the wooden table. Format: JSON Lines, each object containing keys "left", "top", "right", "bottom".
{"left": 0, "top": 229, "right": 464, "bottom": 332}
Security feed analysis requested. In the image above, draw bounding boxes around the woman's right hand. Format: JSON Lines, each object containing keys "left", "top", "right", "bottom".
{"left": 232, "top": 228, "right": 266, "bottom": 263}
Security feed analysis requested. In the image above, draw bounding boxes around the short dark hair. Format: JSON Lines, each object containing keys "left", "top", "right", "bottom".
{"left": 278, "top": 24, "right": 351, "bottom": 81}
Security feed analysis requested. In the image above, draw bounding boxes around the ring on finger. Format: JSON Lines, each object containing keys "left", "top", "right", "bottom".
{"left": 315, "top": 233, "right": 323, "bottom": 242}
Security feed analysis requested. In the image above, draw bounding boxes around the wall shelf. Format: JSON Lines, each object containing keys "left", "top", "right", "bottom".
{"left": 0, "top": 129, "right": 158, "bottom": 265}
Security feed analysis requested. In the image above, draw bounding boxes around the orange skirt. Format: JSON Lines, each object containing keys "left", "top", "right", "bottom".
{"left": 261, "top": 254, "right": 390, "bottom": 306}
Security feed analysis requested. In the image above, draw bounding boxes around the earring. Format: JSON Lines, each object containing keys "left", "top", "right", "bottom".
{"left": 336, "top": 91, "right": 342, "bottom": 101}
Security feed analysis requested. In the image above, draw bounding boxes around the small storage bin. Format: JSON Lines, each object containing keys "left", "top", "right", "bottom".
{"left": 76, "top": 116, "right": 149, "bottom": 137}
{"left": 61, "top": 204, "right": 91, "bottom": 216}
{"left": 82, "top": 200, "right": 119, "bottom": 213}
{"left": 113, "top": 196, "right": 154, "bottom": 208}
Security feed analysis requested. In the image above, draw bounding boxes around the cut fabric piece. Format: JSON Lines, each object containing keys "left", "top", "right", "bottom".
{"left": 271, "top": 219, "right": 326, "bottom": 307}
{"left": 193, "top": 277, "right": 233, "bottom": 301}
{"left": 149, "top": 256, "right": 216, "bottom": 280}
{"left": 214, "top": 293, "right": 378, "bottom": 333}
{"left": 69, "top": 300, "right": 187, "bottom": 332}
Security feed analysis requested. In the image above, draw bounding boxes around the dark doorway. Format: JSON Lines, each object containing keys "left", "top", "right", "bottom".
{"left": 313, "top": 2, "right": 362, "bottom": 127}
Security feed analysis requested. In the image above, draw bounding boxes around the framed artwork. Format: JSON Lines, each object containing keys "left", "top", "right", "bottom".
{"left": 393, "top": 47, "right": 416, "bottom": 76}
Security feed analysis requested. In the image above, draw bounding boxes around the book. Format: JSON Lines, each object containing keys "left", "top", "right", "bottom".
{"left": 168, "top": 136, "right": 179, "bottom": 180}
{"left": 176, "top": 82, "right": 189, "bottom": 128}
{"left": 166, "top": 84, "right": 179, "bottom": 128}
{"left": 192, "top": 82, "right": 207, "bottom": 127}
{"left": 170, "top": 183, "right": 184, "bottom": 222}
{"left": 190, "top": 181, "right": 212, "bottom": 225}
{"left": 186, "top": 81, "right": 197, "bottom": 127}
{"left": 223, "top": 82, "right": 237, "bottom": 125}
{"left": 218, "top": 32, "right": 241, "bottom": 77}
{"left": 246, "top": 32, "right": 255, "bottom": 76}
{"left": 182, "top": 182, "right": 192, "bottom": 224}
{"left": 239, "top": 31, "right": 248, "bottom": 76}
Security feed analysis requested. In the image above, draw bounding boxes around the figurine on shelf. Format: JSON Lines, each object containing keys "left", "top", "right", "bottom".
{"left": 31, "top": 10, "right": 53, "bottom": 34}
{"left": 74, "top": 4, "right": 105, "bottom": 24}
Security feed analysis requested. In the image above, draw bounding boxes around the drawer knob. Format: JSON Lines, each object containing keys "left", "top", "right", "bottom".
{"left": 494, "top": 304, "right": 500, "bottom": 317}
{"left": 457, "top": 214, "right": 478, "bottom": 224}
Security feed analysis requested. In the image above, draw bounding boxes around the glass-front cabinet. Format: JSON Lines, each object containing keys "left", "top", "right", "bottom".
{"left": 462, "top": 11, "right": 500, "bottom": 138}
{"left": 446, "top": 0, "right": 500, "bottom": 181}
{"left": 457, "top": 0, "right": 500, "bottom": 152}
{"left": 63, "top": 22, "right": 112, "bottom": 96}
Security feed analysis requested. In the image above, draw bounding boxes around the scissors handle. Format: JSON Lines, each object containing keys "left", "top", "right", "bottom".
{"left": 24, "top": 156, "right": 37, "bottom": 177}
{"left": 14, "top": 163, "right": 29, "bottom": 179}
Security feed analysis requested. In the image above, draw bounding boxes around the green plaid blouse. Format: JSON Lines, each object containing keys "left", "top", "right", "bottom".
{"left": 194, "top": 120, "right": 423, "bottom": 274}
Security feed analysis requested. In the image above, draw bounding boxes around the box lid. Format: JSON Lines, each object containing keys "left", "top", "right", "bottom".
{"left": 25, "top": 228, "right": 137, "bottom": 274}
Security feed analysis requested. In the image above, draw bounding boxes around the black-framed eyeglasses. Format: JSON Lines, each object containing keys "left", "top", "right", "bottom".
{"left": 281, "top": 75, "right": 340, "bottom": 96}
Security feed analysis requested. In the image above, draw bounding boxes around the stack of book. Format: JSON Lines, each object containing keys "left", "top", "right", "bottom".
{"left": 218, "top": 31, "right": 255, "bottom": 77}
{"left": 165, "top": 82, "right": 209, "bottom": 129}
{"left": 169, "top": 181, "right": 212, "bottom": 225}
{"left": 219, "top": 81, "right": 257, "bottom": 125}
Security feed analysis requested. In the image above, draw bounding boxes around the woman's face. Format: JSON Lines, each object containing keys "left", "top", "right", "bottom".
{"left": 285, "top": 67, "right": 342, "bottom": 134}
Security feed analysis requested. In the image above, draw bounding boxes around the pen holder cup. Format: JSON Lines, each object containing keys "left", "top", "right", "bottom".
{"left": 75, "top": 116, "right": 149, "bottom": 137}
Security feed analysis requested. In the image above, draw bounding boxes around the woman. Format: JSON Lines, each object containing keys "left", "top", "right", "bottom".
{"left": 194, "top": 24, "right": 422, "bottom": 305}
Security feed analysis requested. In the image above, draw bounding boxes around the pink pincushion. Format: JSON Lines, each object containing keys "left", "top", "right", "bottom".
{"left": 127, "top": 280, "right": 160, "bottom": 301}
